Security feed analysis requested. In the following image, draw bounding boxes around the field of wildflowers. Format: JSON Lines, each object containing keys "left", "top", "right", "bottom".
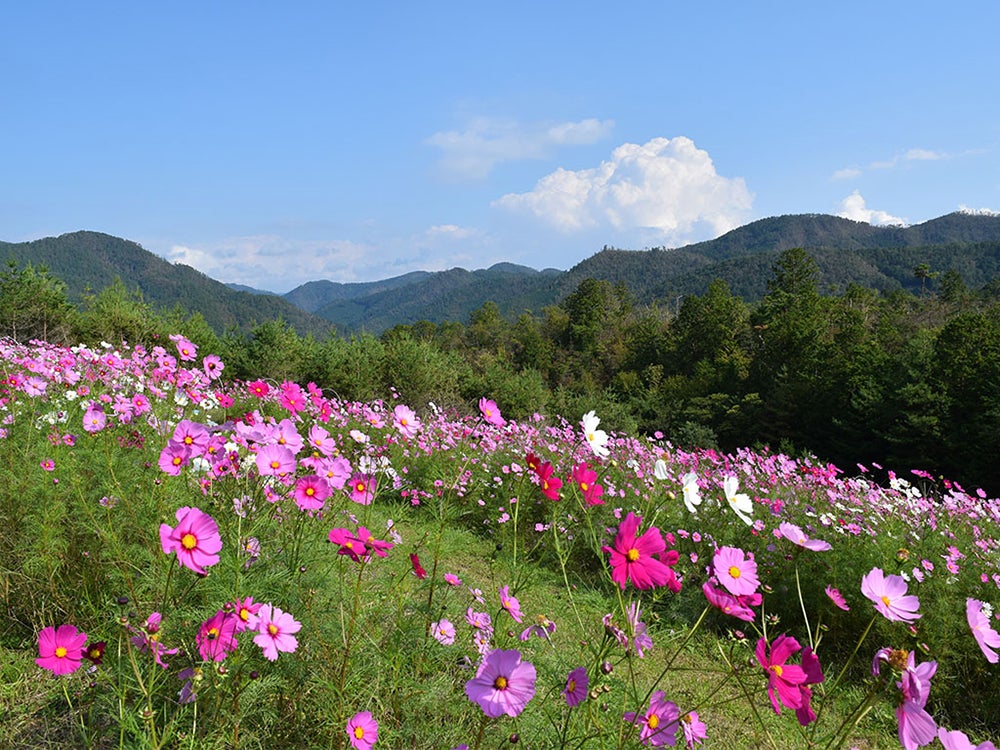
{"left": 1, "top": 335, "right": 999, "bottom": 749}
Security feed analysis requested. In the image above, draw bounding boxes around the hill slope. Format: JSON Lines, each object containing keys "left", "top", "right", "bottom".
{"left": 0, "top": 232, "right": 332, "bottom": 336}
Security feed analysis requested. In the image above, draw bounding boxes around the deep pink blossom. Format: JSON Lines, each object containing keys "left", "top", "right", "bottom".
{"left": 680, "top": 711, "right": 707, "bottom": 748}
{"left": 197, "top": 610, "right": 239, "bottom": 661}
{"left": 571, "top": 462, "right": 604, "bottom": 505}
{"left": 479, "top": 397, "right": 506, "bottom": 427}
{"left": 159, "top": 506, "right": 222, "bottom": 575}
{"left": 294, "top": 474, "right": 331, "bottom": 511}
{"left": 603, "top": 512, "right": 676, "bottom": 590}
{"left": 756, "top": 634, "right": 808, "bottom": 714}
{"left": 825, "top": 585, "right": 850, "bottom": 610}
{"left": 536, "top": 461, "right": 563, "bottom": 500}
{"left": 347, "top": 473, "right": 376, "bottom": 505}
{"left": 861, "top": 568, "right": 921, "bottom": 623}
{"left": 703, "top": 582, "right": 756, "bottom": 622}
{"left": 465, "top": 648, "right": 536, "bottom": 718}
{"left": 499, "top": 585, "right": 523, "bottom": 623}
{"left": 256, "top": 443, "right": 296, "bottom": 478}
{"left": 36, "top": 624, "right": 88, "bottom": 675}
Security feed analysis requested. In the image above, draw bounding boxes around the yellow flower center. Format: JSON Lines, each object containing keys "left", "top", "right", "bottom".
{"left": 729, "top": 566, "right": 741, "bottom": 579}
{"left": 267, "top": 623, "right": 279, "bottom": 636}
{"left": 626, "top": 548, "right": 641, "bottom": 562}
{"left": 55, "top": 646, "right": 67, "bottom": 658}
{"left": 181, "top": 533, "right": 198, "bottom": 550}
{"left": 172, "top": 456, "right": 183, "bottom": 466}
{"left": 354, "top": 726, "right": 365, "bottom": 740}
{"left": 881, "top": 595, "right": 892, "bottom": 607}
{"left": 356, "top": 482, "right": 366, "bottom": 493}
{"left": 207, "top": 627, "right": 218, "bottom": 640}
{"left": 581, "top": 482, "right": 589, "bottom": 491}
{"left": 305, "top": 487, "right": 315, "bottom": 496}
{"left": 647, "top": 714, "right": 660, "bottom": 730}
{"left": 771, "top": 664, "right": 783, "bottom": 678}
{"left": 494, "top": 676, "right": 508, "bottom": 690}
{"left": 239, "top": 608, "right": 250, "bottom": 621}
{"left": 567, "top": 679, "right": 576, "bottom": 692}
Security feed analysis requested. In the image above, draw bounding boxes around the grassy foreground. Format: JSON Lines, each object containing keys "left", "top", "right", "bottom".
{"left": 1, "top": 336, "right": 998, "bottom": 749}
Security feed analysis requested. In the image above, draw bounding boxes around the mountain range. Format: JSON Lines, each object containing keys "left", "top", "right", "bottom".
{"left": 4, "top": 211, "right": 1000, "bottom": 336}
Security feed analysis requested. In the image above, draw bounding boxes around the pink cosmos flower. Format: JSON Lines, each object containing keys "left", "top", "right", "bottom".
{"left": 464, "top": 648, "right": 536, "bottom": 718}
{"left": 431, "top": 619, "right": 456, "bottom": 645}
{"left": 714, "top": 546, "right": 760, "bottom": 598}
{"left": 253, "top": 604, "right": 301, "bottom": 661}
{"left": 256, "top": 443, "right": 296, "bottom": 478}
{"left": 756, "top": 634, "right": 809, "bottom": 714}
{"left": 171, "top": 335, "right": 197, "bottom": 361}
{"left": 519, "top": 614, "right": 556, "bottom": 642}
{"left": 794, "top": 647, "right": 825, "bottom": 726}
{"left": 130, "top": 612, "right": 178, "bottom": 669}
{"left": 778, "top": 521, "right": 831, "bottom": 551}
{"left": 36, "top": 624, "right": 88, "bottom": 675}
{"left": 83, "top": 404, "right": 106, "bottom": 433}
{"left": 247, "top": 380, "right": 270, "bottom": 398}
{"left": 873, "top": 648, "right": 938, "bottom": 750}
{"left": 967, "top": 598, "right": 1000, "bottom": 663}
{"left": 938, "top": 727, "right": 999, "bottom": 750}
{"left": 861, "top": 568, "right": 921, "bottom": 623}
{"left": 232, "top": 596, "right": 263, "bottom": 632}
{"left": 563, "top": 667, "right": 588, "bottom": 707}
{"left": 571, "top": 462, "right": 605, "bottom": 505}
{"left": 536, "top": 461, "right": 563, "bottom": 500}
{"left": 680, "top": 711, "right": 708, "bottom": 748}
{"left": 40, "top": 458, "right": 55, "bottom": 471}
{"left": 160, "top": 506, "right": 222, "bottom": 575}
{"left": 626, "top": 601, "right": 654, "bottom": 657}
{"left": 346, "top": 711, "right": 379, "bottom": 750}
{"left": 307, "top": 424, "right": 337, "bottom": 456}
{"left": 602, "top": 512, "right": 677, "bottom": 590}
{"left": 347, "top": 473, "right": 376, "bottom": 505}
{"left": 202, "top": 354, "right": 224, "bottom": 380}
{"left": 392, "top": 404, "right": 420, "bottom": 438}
{"left": 444, "top": 573, "right": 462, "bottom": 586}
{"left": 825, "top": 585, "right": 850, "bottom": 611}
{"left": 479, "top": 397, "right": 506, "bottom": 427}
{"left": 329, "top": 527, "right": 368, "bottom": 562}
{"left": 410, "top": 552, "right": 427, "bottom": 579}
{"left": 499, "top": 585, "right": 524, "bottom": 623}
{"left": 172, "top": 420, "right": 210, "bottom": 453}
{"left": 197, "top": 610, "right": 239, "bottom": 661}
{"left": 623, "top": 690, "right": 680, "bottom": 746}
{"left": 703, "top": 582, "right": 756, "bottom": 622}
{"left": 294, "top": 475, "right": 331, "bottom": 511}
{"left": 158, "top": 442, "right": 191, "bottom": 475}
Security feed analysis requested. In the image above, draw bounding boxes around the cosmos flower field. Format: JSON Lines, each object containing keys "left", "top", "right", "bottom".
{"left": 2, "top": 336, "right": 999, "bottom": 749}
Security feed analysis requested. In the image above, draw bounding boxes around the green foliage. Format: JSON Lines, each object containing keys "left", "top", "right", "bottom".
{"left": 0, "top": 261, "right": 77, "bottom": 344}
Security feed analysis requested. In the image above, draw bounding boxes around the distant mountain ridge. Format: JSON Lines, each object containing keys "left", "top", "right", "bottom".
{"left": 0, "top": 231, "right": 332, "bottom": 336}
{"left": 5, "top": 212, "right": 1000, "bottom": 336}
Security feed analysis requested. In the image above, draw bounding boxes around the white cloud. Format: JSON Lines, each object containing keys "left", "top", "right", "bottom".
{"left": 426, "top": 116, "right": 614, "bottom": 179}
{"left": 833, "top": 148, "right": 946, "bottom": 179}
{"left": 424, "top": 224, "right": 479, "bottom": 241}
{"left": 493, "top": 136, "right": 753, "bottom": 242}
{"left": 837, "top": 191, "right": 907, "bottom": 226}
{"left": 958, "top": 204, "right": 1000, "bottom": 216}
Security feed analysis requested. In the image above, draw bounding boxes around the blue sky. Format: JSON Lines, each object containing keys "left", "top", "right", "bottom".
{"left": 3, "top": 2, "right": 999, "bottom": 292}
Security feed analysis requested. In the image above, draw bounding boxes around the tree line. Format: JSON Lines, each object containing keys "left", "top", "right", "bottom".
{"left": 3, "top": 253, "right": 999, "bottom": 494}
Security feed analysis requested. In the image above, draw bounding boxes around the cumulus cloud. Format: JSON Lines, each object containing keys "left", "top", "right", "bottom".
{"left": 493, "top": 136, "right": 753, "bottom": 242}
{"left": 837, "top": 191, "right": 907, "bottom": 226}
{"left": 958, "top": 204, "right": 1000, "bottom": 216}
{"left": 426, "top": 116, "right": 614, "bottom": 179}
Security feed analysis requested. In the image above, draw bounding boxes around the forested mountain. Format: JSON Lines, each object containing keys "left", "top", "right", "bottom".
{"left": 0, "top": 232, "right": 332, "bottom": 336}
{"left": 282, "top": 211, "right": 1000, "bottom": 331}
{"left": 5, "top": 212, "right": 1000, "bottom": 336}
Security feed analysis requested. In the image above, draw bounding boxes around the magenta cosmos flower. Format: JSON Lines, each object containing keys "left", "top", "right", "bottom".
{"left": 36, "top": 624, "right": 88, "bottom": 675}
{"left": 571, "top": 462, "right": 605, "bottom": 505}
{"left": 160, "top": 506, "right": 222, "bottom": 575}
{"left": 967, "top": 598, "right": 1000, "bottom": 663}
{"left": 602, "top": 512, "right": 677, "bottom": 590}
{"left": 825, "top": 585, "right": 850, "bottom": 611}
{"left": 294, "top": 474, "right": 331, "bottom": 511}
{"left": 714, "top": 546, "right": 760, "bottom": 598}
{"left": 563, "top": 667, "right": 588, "bottom": 707}
{"left": 346, "top": 711, "right": 378, "bottom": 750}
{"left": 499, "top": 585, "right": 524, "bottom": 623}
{"left": 755, "top": 634, "right": 809, "bottom": 715}
{"left": 624, "top": 690, "right": 680, "bottom": 746}
{"left": 479, "top": 397, "right": 506, "bottom": 427}
{"left": 861, "top": 568, "right": 921, "bottom": 623}
{"left": 347, "top": 473, "right": 376, "bottom": 505}
{"left": 465, "top": 648, "right": 536, "bottom": 718}
{"left": 874, "top": 648, "right": 938, "bottom": 750}
{"left": 253, "top": 604, "right": 301, "bottom": 661}
{"left": 778, "top": 521, "right": 831, "bottom": 551}
{"left": 197, "top": 610, "right": 239, "bottom": 661}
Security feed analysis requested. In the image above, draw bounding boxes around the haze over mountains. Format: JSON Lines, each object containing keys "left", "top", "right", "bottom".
{"left": 4, "top": 211, "right": 1000, "bottom": 335}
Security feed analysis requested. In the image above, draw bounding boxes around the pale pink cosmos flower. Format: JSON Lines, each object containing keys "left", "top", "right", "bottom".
{"left": 465, "top": 648, "right": 536, "bottom": 718}
{"left": 966, "top": 598, "right": 1000, "bottom": 663}
{"left": 714, "top": 546, "right": 760, "bottom": 598}
{"left": 431, "top": 619, "right": 456, "bottom": 645}
{"left": 253, "top": 604, "right": 301, "bottom": 661}
{"left": 778, "top": 521, "right": 832, "bottom": 551}
{"left": 938, "top": 727, "right": 998, "bottom": 750}
{"left": 159, "top": 506, "right": 222, "bottom": 575}
{"left": 256, "top": 443, "right": 296, "bottom": 478}
{"left": 499, "top": 585, "right": 524, "bottom": 623}
{"left": 392, "top": 404, "right": 420, "bottom": 438}
{"left": 861, "top": 568, "right": 921, "bottom": 623}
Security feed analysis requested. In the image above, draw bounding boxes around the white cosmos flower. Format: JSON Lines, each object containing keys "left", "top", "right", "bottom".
{"left": 723, "top": 475, "right": 753, "bottom": 525}
{"left": 580, "top": 410, "right": 610, "bottom": 459}
{"left": 653, "top": 458, "right": 669, "bottom": 481}
{"left": 680, "top": 471, "right": 702, "bottom": 514}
